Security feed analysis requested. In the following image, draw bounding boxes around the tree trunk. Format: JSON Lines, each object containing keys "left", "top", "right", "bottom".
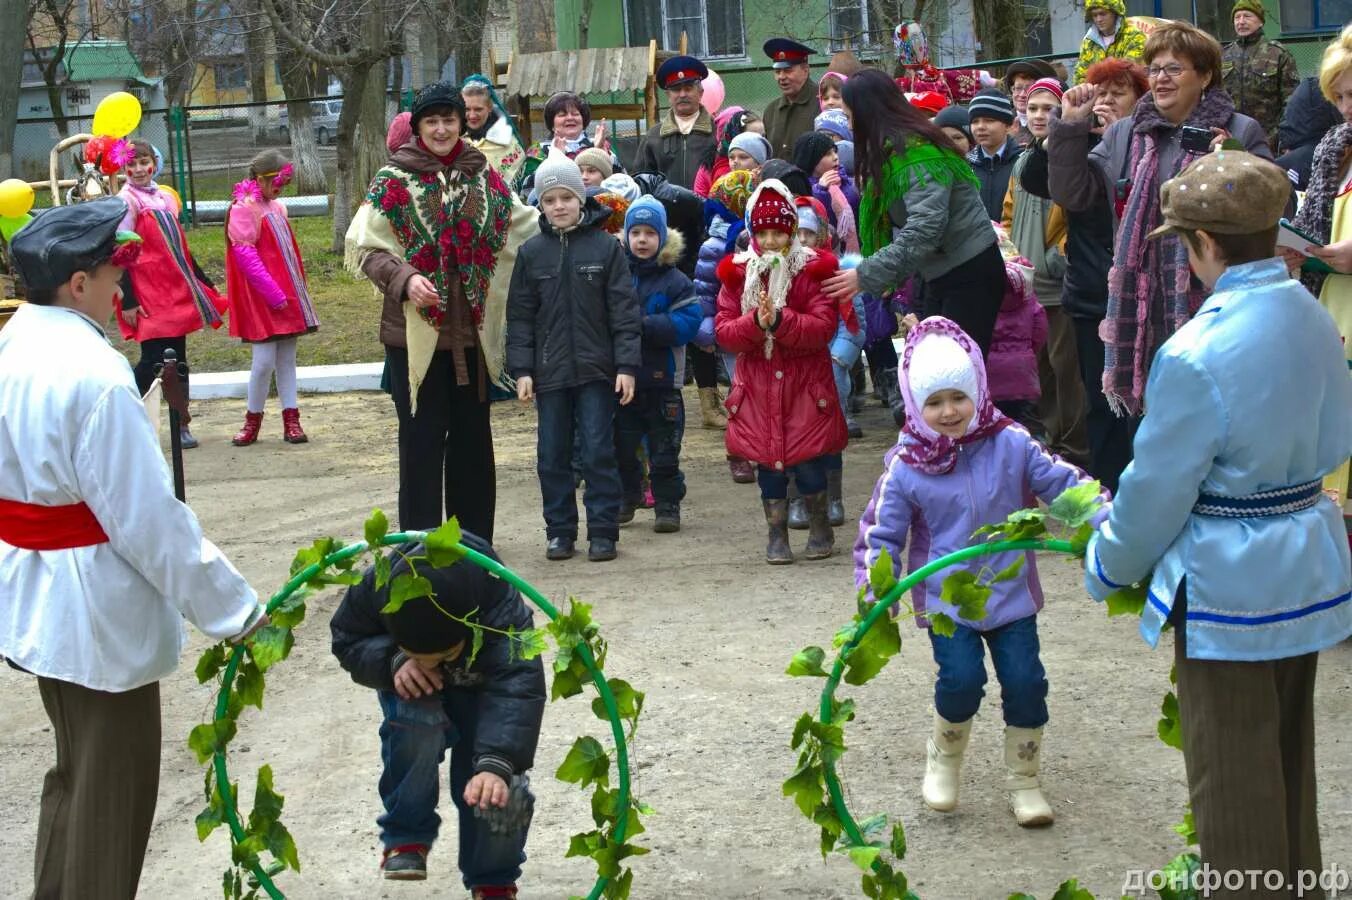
{"left": 276, "top": 56, "right": 326, "bottom": 195}
{"left": 246, "top": 12, "right": 271, "bottom": 142}
{"left": 0, "top": 0, "right": 26, "bottom": 178}
{"left": 331, "top": 63, "right": 382, "bottom": 252}
{"left": 514, "top": 0, "right": 556, "bottom": 54}
{"left": 973, "top": 0, "right": 1026, "bottom": 60}
{"left": 451, "top": 0, "right": 488, "bottom": 79}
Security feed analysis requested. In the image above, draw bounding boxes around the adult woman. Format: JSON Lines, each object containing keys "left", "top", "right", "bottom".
{"left": 519, "top": 91, "right": 620, "bottom": 199}
{"left": 824, "top": 69, "right": 1004, "bottom": 360}
{"left": 1048, "top": 22, "right": 1270, "bottom": 417}
{"left": 461, "top": 74, "right": 527, "bottom": 191}
{"left": 345, "top": 81, "right": 536, "bottom": 538}
{"left": 1290, "top": 22, "right": 1352, "bottom": 508}
{"left": 1028, "top": 57, "right": 1148, "bottom": 491}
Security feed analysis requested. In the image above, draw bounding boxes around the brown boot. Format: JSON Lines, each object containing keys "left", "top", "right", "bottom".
{"left": 699, "top": 387, "right": 727, "bottom": 429}
{"left": 762, "top": 498, "right": 794, "bottom": 565}
{"left": 802, "top": 491, "right": 834, "bottom": 560}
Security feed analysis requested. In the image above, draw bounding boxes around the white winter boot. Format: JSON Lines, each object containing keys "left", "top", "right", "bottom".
{"left": 1004, "top": 725, "right": 1054, "bottom": 827}
{"left": 921, "top": 713, "right": 972, "bottom": 812}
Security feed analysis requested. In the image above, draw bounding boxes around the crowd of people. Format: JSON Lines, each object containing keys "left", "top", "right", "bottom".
{"left": 2, "top": 6, "right": 1351, "bottom": 900}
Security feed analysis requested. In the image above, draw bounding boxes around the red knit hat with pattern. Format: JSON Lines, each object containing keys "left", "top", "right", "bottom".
{"left": 748, "top": 188, "right": 797, "bottom": 236}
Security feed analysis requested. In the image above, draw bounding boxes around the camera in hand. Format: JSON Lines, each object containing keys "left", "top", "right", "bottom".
{"left": 1180, "top": 125, "right": 1213, "bottom": 154}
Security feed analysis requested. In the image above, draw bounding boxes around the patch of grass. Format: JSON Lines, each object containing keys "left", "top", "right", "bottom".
{"left": 112, "top": 214, "right": 385, "bottom": 373}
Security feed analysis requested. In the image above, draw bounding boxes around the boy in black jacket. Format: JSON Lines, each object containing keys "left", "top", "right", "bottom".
{"left": 507, "top": 150, "right": 642, "bottom": 563}
{"left": 330, "top": 531, "right": 546, "bottom": 893}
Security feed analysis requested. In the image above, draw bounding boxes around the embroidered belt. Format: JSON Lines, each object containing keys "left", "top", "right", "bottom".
{"left": 1192, "top": 480, "right": 1324, "bottom": 518}
{"left": 0, "top": 498, "right": 110, "bottom": 550}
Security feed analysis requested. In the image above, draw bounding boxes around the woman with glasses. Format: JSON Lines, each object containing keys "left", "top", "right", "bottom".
{"left": 1047, "top": 21, "right": 1270, "bottom": 419}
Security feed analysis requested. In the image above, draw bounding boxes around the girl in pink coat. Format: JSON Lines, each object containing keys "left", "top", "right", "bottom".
{"left": 986, "top": 258, "right": 1047, "bottom": 430}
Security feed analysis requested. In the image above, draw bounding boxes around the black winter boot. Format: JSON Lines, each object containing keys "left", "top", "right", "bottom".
{"left": 802, "top": 491, "right": 835, "bottom": 560}
{"left": 762, "top": 499, "right": 794, "bottom": 565}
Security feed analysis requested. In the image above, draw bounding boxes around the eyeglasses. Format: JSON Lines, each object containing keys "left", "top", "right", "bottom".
{"left": 1147, "top": 64, "right": 1190, "bottom": 80}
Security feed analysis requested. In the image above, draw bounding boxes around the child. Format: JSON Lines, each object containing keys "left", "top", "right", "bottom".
{"left": 727, "top": 131, "right": 771, "bottom": 176}
{"left": 1086, "top": 153, "right": 1351, "bottom": 887}
{"left": 330, "top": 530, "right": 546, "bottom": 891}
{"left": 3, "top": 199, "right": 265, "bottom": 898}
{"left": 693, "top": 108, "right": 765, "bottom": 197}
{"left": 819, "top": 71, "right": 847, "bottom": 111}
{"left": 616, "top": 197, "right": 701, "bottom": 531}
{"left": 574, "top": 147, "right": 613, "bottom": 190}
{"left": 715, "top": 179, "right": 846, "bottom": 563}
{"left": 855, "top": 316, "right": 1106, "bottom": 827}
{"left": 814, "top": 109, "right": 856, "bottom": 177}
{"left": 966, "top": 90, "right": 1022, "bottom": 222}
{"left": 1001, "top": 78, "right": 1087, "bottom": 466}
{"left": 792, "top": 132, "right": 860, "bottom": 253}
{"left": 225, "top": 149, "right": 320, "bottom": 445}
{"left": 115, "top": 140, "right": 226, "bottom": 449}
{"left": 507, "top": 150, "right": 641, "bottom": 562}
{"left": 987, "top": 257, "right": 1048, "bottom": 431}
{"left": 695, "top": 169, "right": 756, "bottom": 483}
{"left": 933, "top": 106, "right": 974, "bottom": 157}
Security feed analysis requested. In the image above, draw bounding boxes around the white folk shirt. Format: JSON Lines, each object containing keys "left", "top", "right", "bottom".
{"left": 0, "top": 303, "right": 259, "bottom": 692}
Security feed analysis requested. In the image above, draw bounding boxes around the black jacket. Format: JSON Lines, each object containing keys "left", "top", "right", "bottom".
{"left": 632, "top": 172, "right": 704, "bottom": 277}
{"left": 967, "top": 136, "right": 1024, "bottom": 222}
{"left": 1276, "top": 77, "right": 1342, "bottom": 190}
{"left": 635, "top": 110, "right": 717, "bottom": 193}
{"left": 506, "top": 199, "right": 642, "bottom": 392}
{"left": 329, "top": 532, "right": 547, "bottom": 780}
{"left": 1020, "top": 139, "right": 1113, "bottom": 321}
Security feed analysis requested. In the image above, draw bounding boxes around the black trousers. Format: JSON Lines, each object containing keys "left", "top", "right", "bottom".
{"left": 1071, "top": 316, "right": 1137, "bottom": 494}
{"left": 926, "top": 243, "right": 1005, "bottom": 360}
{"left": 687, "top": 344, "right": 718, "bottom": 388}
{"left": 615, "top": 388, "right": 686, "bottom": 506}
{"left": 133, "top": 336, "right": 188, "bottom": 398}
{"left": 386, "top": 346, "right": 496, "bottom": 540}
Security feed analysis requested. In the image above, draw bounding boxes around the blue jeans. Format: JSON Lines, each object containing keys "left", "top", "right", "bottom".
{"left": 757, "top": 455, "right": 829, "bottom": 499}
{"left": 614, "top": 388, "right": 686, "bottom": 506}
{"left": 377, "top": 690, "right": 527, "bottom": 889}
{"left": 536, "top": 381, "right": 623, "bottom": 541}
{"left": 927, "top": 614, "right": 1048, "bottom": 728}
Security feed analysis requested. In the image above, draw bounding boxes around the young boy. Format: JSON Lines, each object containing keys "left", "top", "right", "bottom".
{"left": 574, "top": 147, "right": 613, "bottom": 190}
{"left": 727, "top": 131, "right": 771, "bottom": 176}
{"left": 1, "top": 198, "right": 266, "bottom": 898}
{"left": 507, "top": 150, "right": 641, "bottom": 562}
{"left": 617, "top": 197, "right": 701, "bottom": 531}
{"left": 966, "top": 90, "right": 1023, "bottom": 221}
{"left": 1073, "top": 0, "right": 1146, "bottom": 85}
{"left": 1085, "top": 153, "right": 1352, "bottom": 889}
{"left": 330, "top": 530, "right": 546, "bottom": 894}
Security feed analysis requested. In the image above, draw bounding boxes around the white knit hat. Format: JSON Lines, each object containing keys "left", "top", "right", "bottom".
{"left": 534, "top": 147, "right": 586, "bottom": 205}
{"left": 908, "top": 333, "right": 979, "bottom": 411}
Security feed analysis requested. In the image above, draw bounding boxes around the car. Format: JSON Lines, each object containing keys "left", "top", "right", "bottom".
{"left": 277, "top": 100, "right": 342, "bottom": 145}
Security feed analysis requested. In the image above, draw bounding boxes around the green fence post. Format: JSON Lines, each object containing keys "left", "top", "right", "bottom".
{"left": 169, "top": 106, "right": 192, "bottom": 227}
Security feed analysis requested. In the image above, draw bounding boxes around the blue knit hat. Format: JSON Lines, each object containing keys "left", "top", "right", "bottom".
{"left": 624, "top": 194, "right": 668, "bottom": 248}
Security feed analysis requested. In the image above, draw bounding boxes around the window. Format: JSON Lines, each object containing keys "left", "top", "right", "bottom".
{"left": 624, "top": 0, "right": 745, "bottom": 59}
{"left": 829, "top": 0, "right": 871, "bottom": 51}
{"left": 213, "top": 63, "right": 247, "bottom": 90}
{"left": 1281, "top": 0, "right": 1352, "bottom": 31}
{"left": 66, "top": 87, "right": 90, "bottom": 105}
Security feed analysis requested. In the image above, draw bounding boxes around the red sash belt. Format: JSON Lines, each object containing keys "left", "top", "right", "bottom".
{"left": 0, "top": 498, "right": 110, "bottom": 550}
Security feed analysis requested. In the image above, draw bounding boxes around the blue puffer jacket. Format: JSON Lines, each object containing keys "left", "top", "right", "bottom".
{"left": 694, "top": 211, "right": 743, "bottom": 348}
{"left": 629, "top": 230, "right": 702, "bottom": 390}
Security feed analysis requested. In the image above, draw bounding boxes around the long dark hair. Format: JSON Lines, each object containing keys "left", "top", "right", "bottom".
{"left": 843, "top": 68, "right": 962, "bottom": 189}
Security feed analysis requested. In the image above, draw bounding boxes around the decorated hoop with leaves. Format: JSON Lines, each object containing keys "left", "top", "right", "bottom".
{"left": 784, "top": 484, "right": 1201, "bottom": 899}
{"left": 190, "top": 512, "right": 648, "bottom": 900}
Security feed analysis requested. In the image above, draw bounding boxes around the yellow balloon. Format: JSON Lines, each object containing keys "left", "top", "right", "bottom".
{"left": 0, "top": 179, "right": 34, "bottom": 218}
{"left": 92, "top": 92, "right": 142, "bottom": 139}
{"left": 160, "top": 184, "right": 182, "bottom": 211}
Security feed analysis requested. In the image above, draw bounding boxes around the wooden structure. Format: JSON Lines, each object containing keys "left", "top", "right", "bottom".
{"left": 493, "top": 41, "right": 674, "bottom": 146}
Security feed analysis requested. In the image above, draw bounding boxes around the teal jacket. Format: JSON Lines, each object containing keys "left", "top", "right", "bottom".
{"left": 1085, "top": 259, "right": 1352, "bottom": 661}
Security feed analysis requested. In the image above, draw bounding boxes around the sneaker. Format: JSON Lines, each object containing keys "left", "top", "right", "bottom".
{"left": 653, "top": 504, "right": 681, "bottom": 533}
{"left": 179, "top": 427, "right": 199, "bottom": 450}
{"left": 381, "top": 845, "right": 428, "bottom": 881}
{"left": 546, "top": 536, "right": 575, "bottom": 561}
{"left": 588, "top": 537, "right": 618, "bottom": 562}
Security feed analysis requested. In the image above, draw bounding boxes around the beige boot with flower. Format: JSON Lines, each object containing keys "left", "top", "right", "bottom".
{"left": 1004, "top": 725, "right": 1054, "bottom": 827}
{"left": 921, "top": 712, "right": 972, "bottom": 812}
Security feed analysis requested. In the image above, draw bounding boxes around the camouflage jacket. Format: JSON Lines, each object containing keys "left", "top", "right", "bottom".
{"left": 1074, "top": 20, "right": 1146, "bottom": 84}
{"left": 1222, "top": 34, "right": 1299, "bottom": 152}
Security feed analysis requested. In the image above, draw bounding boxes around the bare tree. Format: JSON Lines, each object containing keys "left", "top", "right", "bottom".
{"left": 514, "top": 0, "right": 556, "bottom": 54}
{"left": 25, "top": 0, "right": 87, "bottom": 138}
{"left": 275, "top": 54, "right": 328, "bottom": 195}
{"left": 244, "top": 0, "right": 272, "bottom": 142}
{"left": 121, "top": 0, "right": 222, "bottom": 107}
{"left": 0, "top": 0, "right": 27, "bottom": 178}
{"left": 973, "top": 0, "right": 1029, "bottom": 60}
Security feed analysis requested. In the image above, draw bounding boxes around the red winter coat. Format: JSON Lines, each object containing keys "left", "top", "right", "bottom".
{"left": 987, "top": 277, "right": 1048, "bottom": 404}
{"left": 715, "top": 250, "right": 848, "bottom": 471}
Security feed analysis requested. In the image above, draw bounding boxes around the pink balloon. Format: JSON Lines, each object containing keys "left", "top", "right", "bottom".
{"left": 701, "top": 69, "right": 725, "bottom": 115}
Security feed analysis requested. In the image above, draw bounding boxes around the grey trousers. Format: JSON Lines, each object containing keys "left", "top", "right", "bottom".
{"left": 1175, "top": 625, "right": 1323, "bottom": 899}
{"left": 33, "top": 677, "right": 161, "bottom": 900}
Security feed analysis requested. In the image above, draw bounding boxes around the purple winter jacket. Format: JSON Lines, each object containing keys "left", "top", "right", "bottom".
{"left": 987, "top": 272, "right": 1048, "bottom": 403}
{"left": 809, "top": 167, "right": 860, "bottom": 228}
{"left": 853, "top": 425, "right": 1101, "bottom": 631}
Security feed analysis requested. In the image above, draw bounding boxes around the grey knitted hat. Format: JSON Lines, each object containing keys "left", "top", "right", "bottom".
{"left": 534, "top": 148, "right": 587, "bottom": 205}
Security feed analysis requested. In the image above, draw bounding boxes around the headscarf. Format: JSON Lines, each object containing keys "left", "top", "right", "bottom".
{"left": 461, "top": 73, "right": 524, "bottom": 147}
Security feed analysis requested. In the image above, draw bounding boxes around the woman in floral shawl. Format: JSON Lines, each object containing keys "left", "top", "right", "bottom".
{"left": 345, "top": 81, "right": 536, "bottom": 539}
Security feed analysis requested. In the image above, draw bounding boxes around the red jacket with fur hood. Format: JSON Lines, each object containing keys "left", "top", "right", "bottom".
{"left": 714, "top": 245, "right": 848, "bottom": 471}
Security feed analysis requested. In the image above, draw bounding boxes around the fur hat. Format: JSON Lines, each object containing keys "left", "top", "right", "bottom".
{"left": 534, "top": 147, "right": 586, "bottom": 205}
{"left": 747, "top": 180, "right": 798, "bottom": 236}
{"left": 729, "top": 131, "right": 771, "bottom": 165}
{"left": 624, "top": 194, "right": 668, "bottom": 247}
{"left": 574, "top": 147, "right": 614, "bottom": 179}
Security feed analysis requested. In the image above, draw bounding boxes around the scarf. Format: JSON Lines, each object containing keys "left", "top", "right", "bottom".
{"left": 859, "top": 137, "right": 981, "bottom": 256}
{"left": 1292, "top": 122, "right": 1352, "bottom": 296}
{"left": 1101, "top": 89, "right": 1233, "bottom": 417}
{"left": 897, "top": 316, "right": 1012, "bottom": 475}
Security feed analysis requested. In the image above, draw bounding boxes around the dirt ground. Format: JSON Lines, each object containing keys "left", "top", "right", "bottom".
{"left": 2, "top": 388, "right": 1349, "bottom": 900}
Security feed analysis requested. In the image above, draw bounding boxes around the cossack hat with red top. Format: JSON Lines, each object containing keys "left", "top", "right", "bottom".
{"left": 764, "top": 38, "right": 815, "bottom": 70}
{"left": 747, "top": 179, "right": 798, "bottom": 235}
{"left": 657, "top": 55, "right": 709, "bottom": 89}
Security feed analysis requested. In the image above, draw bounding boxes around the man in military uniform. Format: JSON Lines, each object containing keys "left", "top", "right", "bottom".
{"left": 1222, "top": 0, "right": 1298, "bottom": 153}
{"left": 635, "top": 55, "right": 716, "bottom": 190}
{"left": 761, "top": 38, "right": 818, "bottom": 161}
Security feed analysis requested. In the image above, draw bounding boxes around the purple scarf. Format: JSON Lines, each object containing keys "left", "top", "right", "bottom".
{"left": 1102, "top": 89, "right": 1234, "bottom": 416}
